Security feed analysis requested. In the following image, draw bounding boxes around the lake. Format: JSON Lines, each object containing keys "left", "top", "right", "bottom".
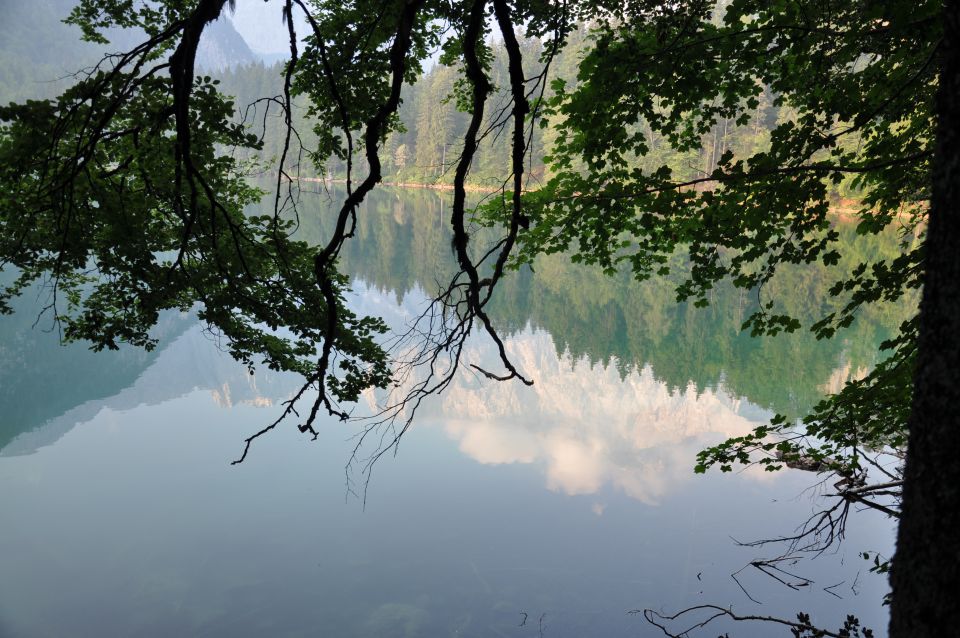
{"left": 0, "top": 187, "right": 909, "bottom": 637}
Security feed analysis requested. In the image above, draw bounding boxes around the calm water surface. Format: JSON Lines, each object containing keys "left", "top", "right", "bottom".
{"left": 0, "top": 189, "right": 907, "bottom": 637}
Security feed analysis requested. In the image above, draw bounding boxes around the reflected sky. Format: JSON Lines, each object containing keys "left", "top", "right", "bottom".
{"left": 0, "top": 300, "right": 895, "bottom": 638}
{"left": 4, "top": 296, "right": 768, "bottom": 508}
{"left": 0, "top": 190, "right": 904, "bottom": 637}
{"left": 393, "top": 321, "right": 767, "bottom": 505}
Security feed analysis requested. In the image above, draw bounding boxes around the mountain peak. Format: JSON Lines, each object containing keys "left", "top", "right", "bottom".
{"left": 196, "top": 17, "right": 258, "bottom": 72}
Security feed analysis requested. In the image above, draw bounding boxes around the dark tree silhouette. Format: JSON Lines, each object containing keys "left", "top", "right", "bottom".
{"left": 889, "top": 1, "right": 960, "bottom": 635}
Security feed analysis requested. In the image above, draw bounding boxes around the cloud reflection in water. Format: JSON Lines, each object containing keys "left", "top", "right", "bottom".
{"left": 402, "top": 330, "right": 775, "bottom": 504}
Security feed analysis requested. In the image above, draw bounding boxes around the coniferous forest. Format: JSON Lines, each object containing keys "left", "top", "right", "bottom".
{"left": 215, "top": 26, "right": 857, "bottom": 202}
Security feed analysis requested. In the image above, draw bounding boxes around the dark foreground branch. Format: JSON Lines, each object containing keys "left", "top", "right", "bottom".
{"left": 639, "top": 605, "right": 875, "bottom": 638}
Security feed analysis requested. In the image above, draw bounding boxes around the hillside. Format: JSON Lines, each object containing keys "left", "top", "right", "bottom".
{"left": 0, "top": 0, "right": 255, "bottom": 102}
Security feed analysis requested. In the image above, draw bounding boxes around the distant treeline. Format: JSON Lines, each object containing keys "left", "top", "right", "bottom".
{"left": 0, "top": 3, "right": 861, "bottom": 199}
{"left": 215, "top": 24, "right": 864, "bottom": 200}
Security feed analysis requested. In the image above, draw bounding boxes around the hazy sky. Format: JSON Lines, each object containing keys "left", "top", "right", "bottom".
{"left": 227, "top": 0, "right": 443, "bottom": 67}
{"left": 227, "top": 0, "right": 308, "bottom": 54}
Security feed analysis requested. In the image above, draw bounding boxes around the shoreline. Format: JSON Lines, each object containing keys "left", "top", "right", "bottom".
{"left": 296, "top": 178, "right": 921, "bottom": 225}
{"left": 298, "top": 177, "right": 500, "bottom": 193}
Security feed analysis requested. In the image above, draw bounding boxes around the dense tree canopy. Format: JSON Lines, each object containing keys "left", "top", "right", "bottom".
{"left": 0, "top": 0, "right": 955, "bottom": 634}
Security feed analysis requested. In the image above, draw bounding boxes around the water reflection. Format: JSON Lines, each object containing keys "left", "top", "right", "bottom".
{"left": 0, "top": 323, "right": 301, "bottom": 456}
{"left": 413, "top": 330, "right": 763, "bottom": 504}
{"left": 0, "top": 294, "right": 193, "bottom": 453}
{"left": 3, "top": 294, "right": 769, "bottom": 507}
{"left": 0, "top": 187, "right": 912, "bottom": 459}
{"left": 318, "top": 186, "right": 912, "bottom": 421}
{"left": 0, "top": 187, "right": 908, "bottom": 637}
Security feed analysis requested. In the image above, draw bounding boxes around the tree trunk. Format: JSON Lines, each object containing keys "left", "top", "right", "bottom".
{"left": 889, "top": 2, "right": 960, "bottom": 635}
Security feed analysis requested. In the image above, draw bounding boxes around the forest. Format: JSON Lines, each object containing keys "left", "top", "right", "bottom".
{"left": 214, "top": 27, "right": 832, "bottom": 198}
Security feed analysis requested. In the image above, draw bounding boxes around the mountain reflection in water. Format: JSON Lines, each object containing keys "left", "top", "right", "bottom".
{"left": 0, "top": 187, "right": 909, "bottom": 637}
